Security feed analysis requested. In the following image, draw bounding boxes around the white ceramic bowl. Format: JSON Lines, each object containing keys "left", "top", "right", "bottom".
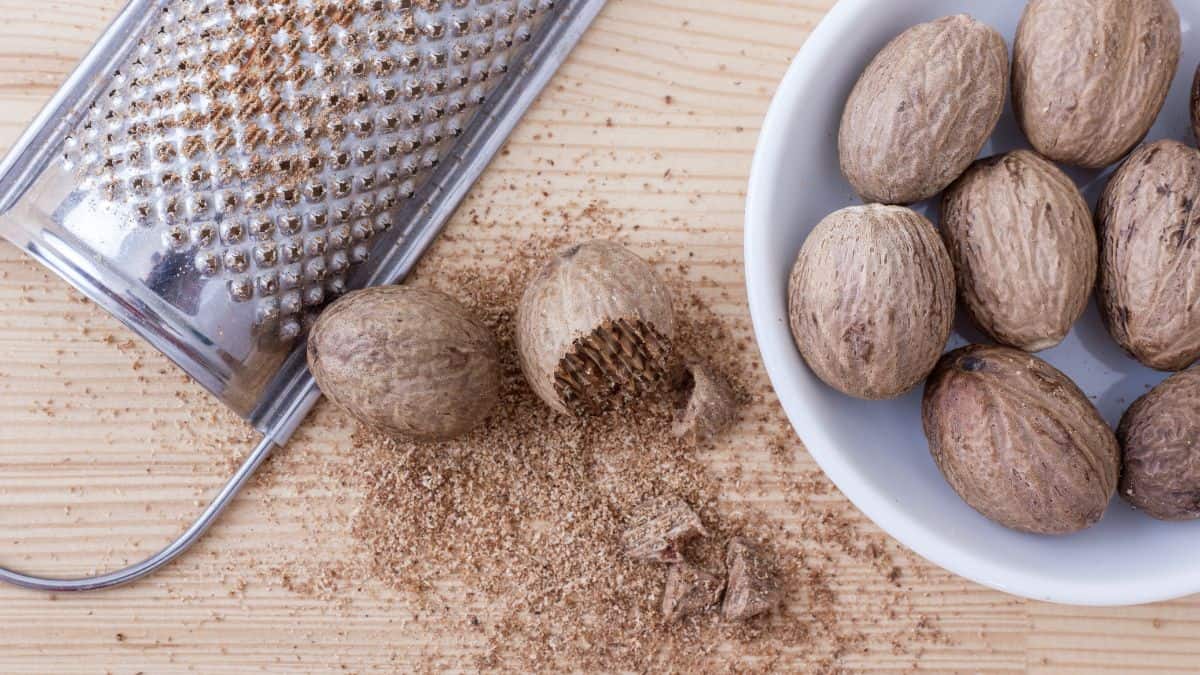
{"left": 745, "top": 0, "right": 1200, "bottom": 606}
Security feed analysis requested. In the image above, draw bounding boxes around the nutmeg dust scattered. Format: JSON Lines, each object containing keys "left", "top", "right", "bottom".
{"left": 267, "top": 205, "right": 950, "bottom": 671}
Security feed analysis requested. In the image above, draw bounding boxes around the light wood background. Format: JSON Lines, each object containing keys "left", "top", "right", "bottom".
{"left": 0, "top": 0, "right": 1197, "bottom": 672}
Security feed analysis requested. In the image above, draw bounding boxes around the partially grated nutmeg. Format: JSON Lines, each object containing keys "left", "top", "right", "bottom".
{"left": 516, "top": 240, "right": 675, "bottom": 415}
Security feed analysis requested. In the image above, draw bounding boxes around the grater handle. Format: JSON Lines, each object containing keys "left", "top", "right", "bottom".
{"left": 0, "top": 434, "right": 277, "bottom": 592}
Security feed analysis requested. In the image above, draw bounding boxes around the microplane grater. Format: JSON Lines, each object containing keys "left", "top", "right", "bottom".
{"left": 0, "top": 0, "right": 604, "bottom": 591}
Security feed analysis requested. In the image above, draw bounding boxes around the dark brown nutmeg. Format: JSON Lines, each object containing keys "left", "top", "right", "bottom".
{"left": 1118, "top": 368, "right": 1200, "bottom": 521}
{"left": 516, "top": 240, "right": 674, "bottom": 414}
{"left": 922, "top": 345, "right": 1120, "bottom": 535}
{"left": 307, "top": 286, "right": 500, "bottom": 441}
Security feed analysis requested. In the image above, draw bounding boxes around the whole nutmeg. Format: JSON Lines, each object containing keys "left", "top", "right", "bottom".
{"left": 922, "top": 345, "right": 1120, "bottom": 535}
{"left": 307, "top": 286, "right": 501, "bottom": 441}
{"left": 1118, "top": 368, "right": 1200, "bottom": 521}
{"left": 1013, "top": 0, "right": 1180, "bottom": 168}
{"left": 516, "top": 240, "right": 673, "bottom": 414}
{"left": 1097, "top": 140, "right": 1200, "bottom": 371}
{"left": 839, "top": 14, "right": 1007, "bottom": 205}
{"left": 940, "top": 150, "right": 1096, "bottom": 352}
{"left": 788, "top": 205, "right": 955, "bottom": 400}
{"left": 1193, "top": 64, "right": 1200, "bottom": 144}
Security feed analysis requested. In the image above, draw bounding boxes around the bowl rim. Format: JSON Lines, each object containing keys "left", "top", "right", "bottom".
{"left": 743, "top": 0, "right": 1200, "bottom": 607}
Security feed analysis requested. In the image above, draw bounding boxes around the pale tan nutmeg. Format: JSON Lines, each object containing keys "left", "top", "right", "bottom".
{"left": 940, "top": 150, "right": 1096, "bottom": 352}
{"left": 922, "top": 345, "right": 1120, "bottom": 535}
{"left": 1118, "top": 368, "right": 1200, "bottom": 521}
{"left": 1013, "top": 0, "right": 1180, "bottom": 169}
{"left": 516, "top": 240, "right": 673, "bottom": 415}
{"left": 838, "top": 14, "right": 1008, "bottom": 205}
{"left": 787, "top": 205, "right": 955, "bottom": 400}
{"left": 307, "top": 286, "right": 501, "bottom": 441}
{"left": 1097, "top": 140, "right": 1200, "bottom": 372}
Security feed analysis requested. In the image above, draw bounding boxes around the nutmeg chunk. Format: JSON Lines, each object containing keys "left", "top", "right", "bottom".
{"left": 721, "top": 537, "right": 781, "bottom": 621}
{"left": 671, "top": 359, "right": 738, "bottom": 443}
{"left": 621, "top": 496, "right": 708, "bottom": 563}
{"left": 662, "top": 562, "right": 724, "bottom": 622}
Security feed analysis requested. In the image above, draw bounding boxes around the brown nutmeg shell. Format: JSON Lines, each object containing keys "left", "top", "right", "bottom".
{"left": 1013, "top": 0, "right": 1180, "bottom": 168}
{"left": 516, "top": 240, "right": 674, "bottom": 415}
{"left": 940, "top": 150, "right": 1096, "bottom": 352}
{"left": 788, "top": 205, "right": 955, "bottom": 400}
{"left": 922, "top": 345, "right": 1120, "bottom": 535}
{"left": 1192, "top": 63, "right": 1200, "bottom": 144}
{"left": 1097, "top": 140, "right": 1200, "bottom": 372}
{"left": 1118, "top": 368, "right": 1200, "bottom": 521}
{"left": 307, "top": 286, "right": 501, "bottom": 441}
{"left": 838, "top": 14, "right": 1008, "bottom": 205}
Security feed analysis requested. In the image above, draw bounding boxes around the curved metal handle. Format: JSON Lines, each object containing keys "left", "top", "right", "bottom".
{"left": 0, "top": 435, "right": 277, "bottom": 592}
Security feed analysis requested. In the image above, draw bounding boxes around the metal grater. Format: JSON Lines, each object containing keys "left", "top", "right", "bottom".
{"left": 0, "top": 0, "right": 604, "bottom": 591}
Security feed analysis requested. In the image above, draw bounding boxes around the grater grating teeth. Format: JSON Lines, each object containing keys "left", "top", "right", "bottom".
{"left": 63, "top": 0, "right": 555, "bottom": 341}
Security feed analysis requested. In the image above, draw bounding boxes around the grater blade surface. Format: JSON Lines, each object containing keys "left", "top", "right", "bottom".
{"left": 0, "top": 0, "right": 603, "bottom": 437}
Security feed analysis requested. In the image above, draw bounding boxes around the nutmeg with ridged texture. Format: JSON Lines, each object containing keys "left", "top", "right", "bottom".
{"left": 1013, "top": 0, "right": 1180, "bottom": 168}
{"left": 922, "top": 345, "right": 1120, "bottom": 534}
{"left": 1097, "top": 140, "right": 1200, "bottom": 371}
{"left": 1118, "top": 368, "right": 1200, "bottom": 521}
{"left": 940, "top": 150, "right": 1096, "bottom": 352}
{"left": 838, "top": 14, "right": 1008, "bottom": 204}
{"left": 307, "top": 286, "right": 501, "bottom": 441}
{"left": 788, "top": 205, "right": 955, "bottom": 400}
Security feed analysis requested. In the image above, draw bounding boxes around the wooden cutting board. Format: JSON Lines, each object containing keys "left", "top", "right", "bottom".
{"left": 0, "top": 1, "right": 1197, "bottom": 672}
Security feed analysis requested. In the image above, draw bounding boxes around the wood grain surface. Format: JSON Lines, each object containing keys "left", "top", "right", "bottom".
{"left": 0, "top": 1, "right": 1198, "bottom": 672}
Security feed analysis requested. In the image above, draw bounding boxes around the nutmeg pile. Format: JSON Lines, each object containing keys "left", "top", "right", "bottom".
{"left": 307, "top": 238, "right": 760, "bottom": 627}
{"left": 791, "top": 0, "right": 1200, "bottom": 533}
{"left": 620, "top": 496, "right": 781, "bottom": 622}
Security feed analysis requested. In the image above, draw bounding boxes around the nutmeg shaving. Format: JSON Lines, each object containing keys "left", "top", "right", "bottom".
{"left": 621, "top": 496, "right": 708, "bottom": 563}
{"left": 721, "top": 537, "right": 782, "bottom": 621}
{"left": 671, "top": 359, "right": 738, "bottom": 443}
{"left": 662, "top": 562, "right": 725, "bottom": 622}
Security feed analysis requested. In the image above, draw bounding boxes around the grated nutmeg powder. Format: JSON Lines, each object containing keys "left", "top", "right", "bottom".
{"left": 267, "top": 205, "right": 948, "bottom": 672}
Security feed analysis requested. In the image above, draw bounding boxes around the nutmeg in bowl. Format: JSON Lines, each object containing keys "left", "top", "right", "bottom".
{"left": 745, "top": 0, "right": 1200, "bottom": 605}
